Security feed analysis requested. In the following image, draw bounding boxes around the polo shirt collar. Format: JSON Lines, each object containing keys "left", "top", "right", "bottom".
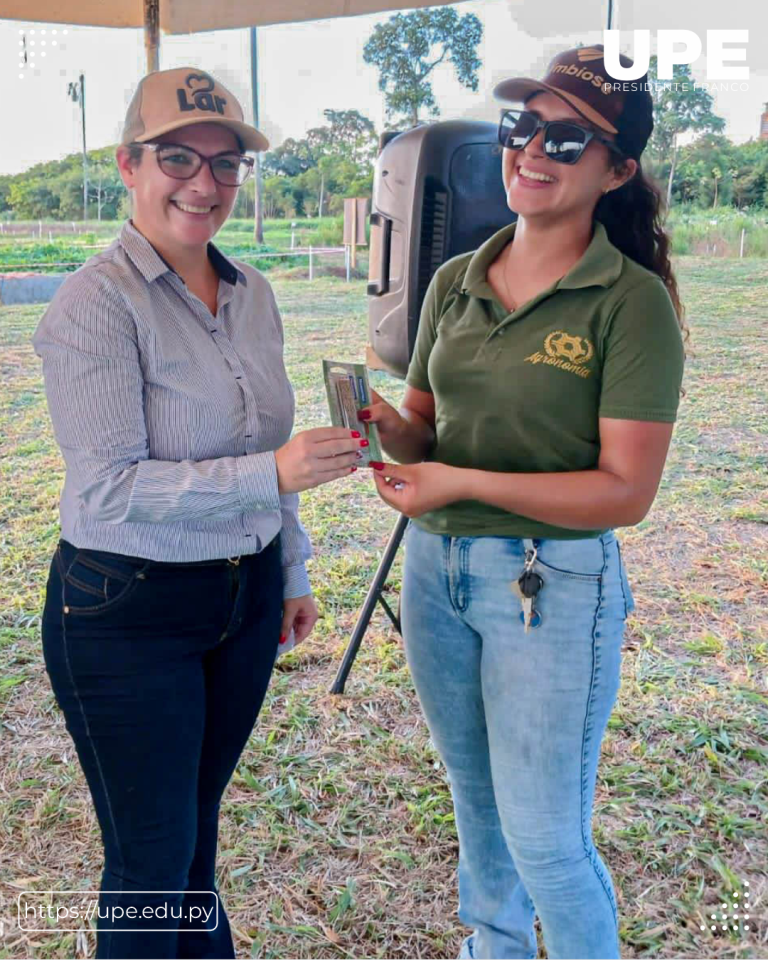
{"left": 461, "top": 219, "right": 623, "bottom": 300}
{"left": 119, "top": 220, "right": 247, "bottom": 287}
{"left": 208, "top": 244, "right": 247, "bottom": 287}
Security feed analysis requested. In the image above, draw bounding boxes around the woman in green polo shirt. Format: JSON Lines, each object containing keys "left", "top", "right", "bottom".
{"left": 363, "top": 45, "right": 686, "bottom": 959}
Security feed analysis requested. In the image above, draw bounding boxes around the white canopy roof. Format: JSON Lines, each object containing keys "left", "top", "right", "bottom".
{"left": 0, "top": 0, "right": 462, "bottom": 32}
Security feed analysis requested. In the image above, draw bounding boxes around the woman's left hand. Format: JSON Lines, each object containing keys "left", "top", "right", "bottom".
{"left": 372, "top": 462, "right": 467, "bottom": 517}
{"left": 281, "top": 594, "right": 319, "bottom": 647}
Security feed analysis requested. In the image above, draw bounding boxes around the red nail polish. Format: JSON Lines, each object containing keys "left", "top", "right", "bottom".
{"left": 358, "top": 410, "right": 371, "bottom": 421}
{"left": 351, "top": 466, "right": 357, "bottom": 472}
{"left": 351, "top": 430, "right": 361, "bottom": 438}
{"left": 279, "top": 634, "right": 286, "bottom": 644}
{"left": 370, "top": 461, "right": 384, "bottom": 470}
{"left": 360, "top": 439, "right": 369, "bottom": 447}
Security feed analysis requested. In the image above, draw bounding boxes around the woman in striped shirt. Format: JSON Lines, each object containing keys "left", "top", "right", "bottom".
{"left": 33, "top": 67, "right": 364, "bottom": 960}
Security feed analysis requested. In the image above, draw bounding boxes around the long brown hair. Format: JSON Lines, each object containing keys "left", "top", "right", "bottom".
{"left": 594, "top": 161, "right": 689, "bottom": 342}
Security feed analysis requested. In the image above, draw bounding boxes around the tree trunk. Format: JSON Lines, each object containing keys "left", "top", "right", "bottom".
{"left": 318, "top": 171, "right": 324, "bottom": 218}
{"left": 666, "top": 133, "right": 678, "bottom": 209}
{"left": 713, "top": 179, "right": 718, "bottom": 208}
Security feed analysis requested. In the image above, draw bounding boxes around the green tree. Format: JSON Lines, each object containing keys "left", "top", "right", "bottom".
{"left": 262, "top": 110, "right": 377, "bottom": 216}
{"left": 675, "top": 134, "right": 735, "bottom": 208}
{"left": 711, "top": 164, "right": 723, "bottom": 208}
{"left": 54, "top": 167, "right": 91, "bottom": 220}
{"left": 262, "top": 137, "right": 316, "bottom": 177}
{"left": 7, "top": 178, "right": 60, "bottom": 219}
{"left": 363, "top": 8, "right": 482, "bottom": 127}
{"left": 728, "top": 140, "right": 768, "bottom": 209}
{"left": 313, "top": 109, "right": 377, "bottom": 167}
{"left": 1, "top": 146, "right": 129, "bottom": 221}
{"left": 647, "top": 56, "right": 725, "bottom": 207}
{"left": 261, "top": 175, "right": 301, "bottom": 219}
{"left": 87, "top": 149, "right": 125, "bottom": 220}
{"left": 0, "top": 175, "right": 11, "bottom": 216}
{"left": 265, "top": 110, "right": 377, "bottom": 177}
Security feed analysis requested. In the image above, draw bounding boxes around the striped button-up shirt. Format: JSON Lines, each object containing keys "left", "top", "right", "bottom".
{"left": 32, "top": 220, "right": 312, "bottom": 598}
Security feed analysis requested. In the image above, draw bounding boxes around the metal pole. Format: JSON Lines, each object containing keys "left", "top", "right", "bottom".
{"left": 250, "top": 27, "right": 265, "bottom": 244}
{"left": 740, "top": 228, "right": 745, "bottom": 258}
{"left": 309, "top": 245, "right": 313, "bottom": 281}
{"left": 144, "top": 0, "right": 160, "bottom": 72}
{"left": 331, "top": 515, "right": 409, "bottom": 694}
{"left": 79, "top": 73, "right": 87, "bottom": 222}
{"left": 350, "top": 203, "right": 357, "bottom": 269}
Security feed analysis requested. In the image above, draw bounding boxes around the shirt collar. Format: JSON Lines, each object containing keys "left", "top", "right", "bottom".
{"left": 119, "top": 220, "right": 247, "bottom": 287}
{"left": 461, "top": 219, "right": 624, "bottom": 300}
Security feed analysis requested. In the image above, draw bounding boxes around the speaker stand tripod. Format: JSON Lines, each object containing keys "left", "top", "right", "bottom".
{"left": 330, "top": 513, "right": 409, "bottom": 694}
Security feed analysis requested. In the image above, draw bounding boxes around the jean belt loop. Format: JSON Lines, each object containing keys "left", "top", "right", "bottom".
{"left": 523, "top": 537, "right": 536, "bottom": 555}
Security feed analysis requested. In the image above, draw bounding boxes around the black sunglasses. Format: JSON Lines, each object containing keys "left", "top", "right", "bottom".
{"left": 133, "top": 142, "right": 254, "bottom": 187}
{"left": 498, "top": 109, "right": 624, "bottom": 165}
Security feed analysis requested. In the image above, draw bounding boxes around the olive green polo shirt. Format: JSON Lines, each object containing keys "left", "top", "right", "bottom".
{"left": 405, "top": 219, "right": 685, "bottom": 540}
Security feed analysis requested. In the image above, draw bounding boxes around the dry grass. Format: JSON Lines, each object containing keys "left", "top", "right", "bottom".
{"left": 0, "top": 261, "right": 766, "bottom": 959}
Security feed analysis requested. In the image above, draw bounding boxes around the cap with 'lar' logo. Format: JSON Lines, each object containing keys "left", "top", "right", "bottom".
{"left": 121, "top": 67, "right": 269, "bottom": 152}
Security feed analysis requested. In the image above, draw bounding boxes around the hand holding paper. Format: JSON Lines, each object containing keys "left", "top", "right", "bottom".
{"left": 322, "top": 360, "right": 384, "bottom": 466}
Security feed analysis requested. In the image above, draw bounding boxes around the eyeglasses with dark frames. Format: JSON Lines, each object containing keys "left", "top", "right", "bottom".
{"left": 132, "top": 142, "right": 254, "bottom": 187}
{"left": 498, "top": 109, "right": 625, "bottom": 165}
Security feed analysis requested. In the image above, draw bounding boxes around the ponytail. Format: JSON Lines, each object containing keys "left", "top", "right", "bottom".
{"left": 594, "top": 162, "right": 689, "bottom": 344}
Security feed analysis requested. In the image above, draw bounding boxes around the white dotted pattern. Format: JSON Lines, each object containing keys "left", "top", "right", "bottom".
{"left": 700, "top": 882, "right": 751, "bottom": 934}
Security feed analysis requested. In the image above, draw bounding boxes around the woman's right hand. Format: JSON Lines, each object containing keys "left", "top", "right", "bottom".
{"left": 358, "top": 389, "right": 407, "bottom": 443}
{"left": 275, "top": 428, "right": 363, "bottom": 494}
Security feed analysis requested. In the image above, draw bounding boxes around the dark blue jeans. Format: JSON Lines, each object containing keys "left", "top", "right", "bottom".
{"left": 41, "top": 537, "right": 283, "bottom": 959}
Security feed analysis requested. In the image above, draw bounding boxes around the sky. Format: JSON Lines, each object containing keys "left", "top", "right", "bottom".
{"left": 1, "top": 0, "right": 767, "bottom": 176}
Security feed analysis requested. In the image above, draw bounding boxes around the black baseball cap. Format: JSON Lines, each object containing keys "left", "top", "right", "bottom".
{"left": 494, "top": 44, "right": 654, "bottom": 160}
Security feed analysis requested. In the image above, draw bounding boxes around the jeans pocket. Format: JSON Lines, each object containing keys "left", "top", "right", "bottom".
{"left": 533, "top": 537, "right": 604, "bottom": 583}
{"left": 56, "top": 545, "right": 149, "bottom": 616}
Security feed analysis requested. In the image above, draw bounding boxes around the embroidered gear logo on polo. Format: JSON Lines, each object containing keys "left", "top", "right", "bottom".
{"left": 524, "top": 332, "right": 596, "bottom": 379}
{"left": 545, "top": 331, "right": 594, "bottom": 365}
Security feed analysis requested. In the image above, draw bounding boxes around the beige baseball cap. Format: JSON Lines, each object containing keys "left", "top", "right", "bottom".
{"left": 122, "top": 67, "right": 269, "bottom": 152}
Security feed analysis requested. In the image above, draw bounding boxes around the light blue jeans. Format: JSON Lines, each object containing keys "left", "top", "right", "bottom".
{"left": 401, "top": 523, "right": 634, "bottom": 960}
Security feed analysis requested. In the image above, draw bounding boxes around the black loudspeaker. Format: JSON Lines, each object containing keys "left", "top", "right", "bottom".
{"left": 367, "top": 120, "right": 517, "bottom": 379}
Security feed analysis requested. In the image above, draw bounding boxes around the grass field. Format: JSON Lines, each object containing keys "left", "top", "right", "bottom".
{"left": 3, "top": 209, "right": 768, "bottom": 275}
{"left": 0, "top": 260, "right": 766, "bottom": 959}
{"left": 0, "top": 217, "right": 346, "bottom": 275}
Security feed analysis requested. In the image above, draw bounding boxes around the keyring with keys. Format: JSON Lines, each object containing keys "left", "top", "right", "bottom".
{"left": 511, "top": 545, "right": 543, "bottom": 632}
